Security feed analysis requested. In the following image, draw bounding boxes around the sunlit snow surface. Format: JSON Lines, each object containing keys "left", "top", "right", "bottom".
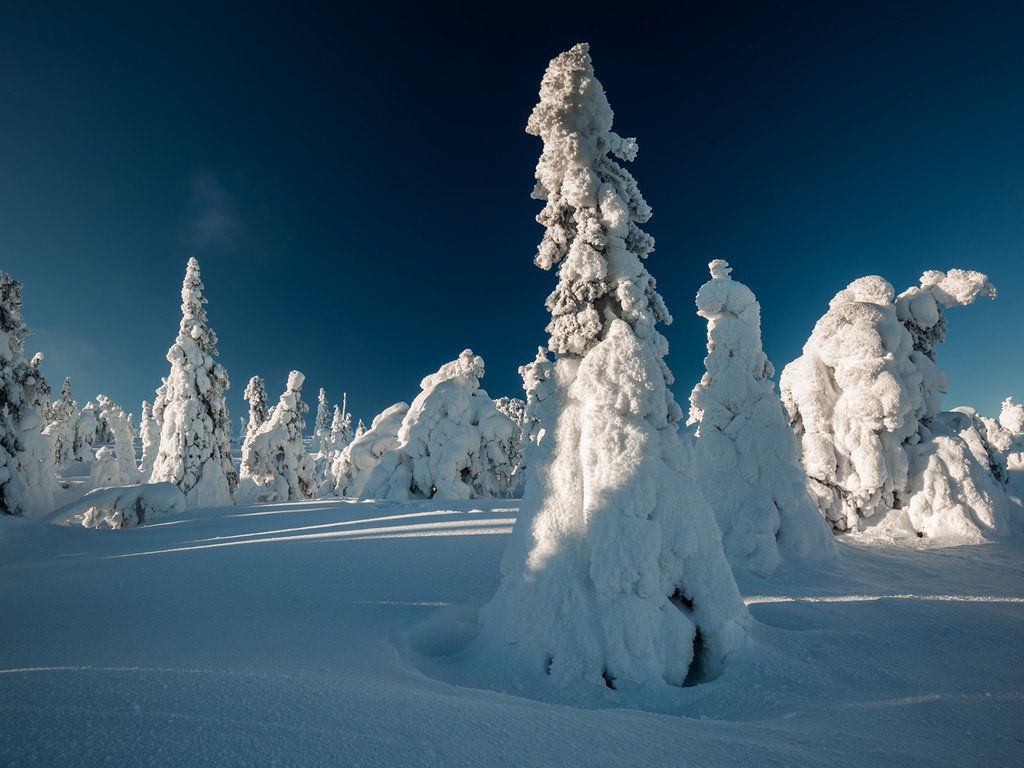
{"left": 2, "top": 496, "right": 1023, "bottom": 767}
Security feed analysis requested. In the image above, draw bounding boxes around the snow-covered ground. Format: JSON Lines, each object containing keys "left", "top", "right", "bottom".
{"left": 2, "top": 497, "right": 1023, "bottom": 767}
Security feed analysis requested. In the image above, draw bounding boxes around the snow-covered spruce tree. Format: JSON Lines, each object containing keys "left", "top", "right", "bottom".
{"left": 688, "top": 260, "right": 832, "bottom": 575}
{"left": 320, "top": 402, "right": 408, "bottom": 498}
{"left": 242, "top": 375, "right": 269, "bottom": 447}
{"left": 96, "top": 395, "right": 142, "bottom": 484}
{"left": 314, "top": 388, "right": 330, "bottom": 455}
{"left": 0, "top": 272, "right": 55, "bottom": 516}
{"left": 150, "top": 258, "right": 237, "bottom": 507}
{"left": 138, "top": 400, "right": 160, "bottom": 480}
{"left": 780, "top": 270, "right": 996, "bottom": 534}
{"left": 329, "top": 398, "right": 353, "bottom": 452}
{"left": 1000, "top": 397, "right": 1024, "bottom": 474}
{"left": 43, "top": 377, "right": 77, "bottom": 468}
{"left": 477, "top": 45, "right": 748, "bottom": 690}
{"left": 494, "top": 395, "right": 527, "bottom": 495}
{"left": 238, "top": 371, "right": 316, "bottom": 503}
{"left": 72, "top": 401, "right": 98, "bottom": 462}
{"left": 362, "top": 351, "right": 516, "bottom": 500}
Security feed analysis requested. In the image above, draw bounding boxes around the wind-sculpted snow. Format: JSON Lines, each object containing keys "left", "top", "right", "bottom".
{"left": 362, "top": 351, "right": 516, "bottom": 501}
{"left": 689, "top": 260, "right": 832, "bottom": 575}
{"left": 46, "top": 482, "right": 185, "bottom": 529}
{"left": 781, "top": 270, "right": 1002, "bottom": 539}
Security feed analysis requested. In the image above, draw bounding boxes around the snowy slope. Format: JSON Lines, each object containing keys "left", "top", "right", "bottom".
{"left": 2, "top": 498, "right": 1023, "bottom": 767}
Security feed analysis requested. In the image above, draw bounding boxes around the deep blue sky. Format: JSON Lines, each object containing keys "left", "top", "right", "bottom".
{"left": 2, "top": 1, "right": 1022, "bottom": 430}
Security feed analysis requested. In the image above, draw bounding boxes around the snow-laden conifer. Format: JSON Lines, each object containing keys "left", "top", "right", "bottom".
{"left": 238, "top": 371, "right": 316, "bottom": 503}
{"left": 477, "top": 45, "right": 748, "bottom": 691}
{"left": 0, "top": 272, "right": 55, "bottom": 516}
{"left": 494, "top": 396, "right": 527, "bottom": 495}
{"left": 242, "top": 376, "right": 269, "bottom": 447}
{"left": 72, "top": 402, "right": 98, "bottom": 462}
{"left": 150, "top": 258, "right": 237, "bottom": 506}
{"left": 96, "top": 395, "right": 142, "bottom": 484}
{"left": 781, "top": 270, "right": 996, "bottom": 535}
{"left": 138, "top": 400, "right": 160, "bottom": 480}
{"left": 314, "top": 388, "right": 330, "bottom": 455}
{"left": 329, "top": 399, "right": 353, "bottom": 453}
{"left": 362, "top": 351, "right": 516, "bottom": 500}
{"left": 689, "top": 260, "right": 832, "bottom": 575}
{"left": 321, "top": 403, "right": 408, "bottom": 498}
{"left": 43, "top": 377, "right": 77, "bottom": 468}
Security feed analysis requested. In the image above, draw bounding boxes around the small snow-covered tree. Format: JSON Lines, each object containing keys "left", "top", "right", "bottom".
{"left": 330, "top": 395, "right": 353, "bottom": 452}
{"left": 138, "top": 400, "right": 160, "bottom": 480}
{"left": 321, "top": 403, "right": 408, "bottom": 498}
{"left": 494, "top": 396, "right": 527, "bottom": 495}
{"left": 354, "top": 419, "right": 365, "bottom": 440}
{"left": 689, "top": 260, "right": 832, "bottom": 575}
{"left": 242, "top": 375, "right": 269, "bottom": 447}
{"left": 1000, "top": 397, "right": 1024, "bottom": 473}
{"left": 362, "top": 351, "right": 516, "bottom": 500}
{"left": 0, "top": 272, "right": 55, "bottom": 516}
{"left": 238, "top": 371, "right": 316, "bottom": 503}
{"left": 780, "top": 270, "right": 996, "bottom": 534}
{"left": 96, "top": 395, "right": 142, "bottom": 484}
{"left": 44, "top": 377, "right": 77, "bottom": 468}
{"left": 314, "top": 388, "right": 330, "bottom": 455}
{"left": 72, "top": 402, "right": 99, "bottom": 462}
{"left": 150, "top": 257, "right": 237, "bottom": 506}
{"left": 477, "top": 45, "right": 748, "bottom": 691}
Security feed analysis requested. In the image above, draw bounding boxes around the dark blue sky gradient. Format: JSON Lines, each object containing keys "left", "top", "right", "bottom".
{"left": 2, "top": 1, "right": 1022, "bottom": 429}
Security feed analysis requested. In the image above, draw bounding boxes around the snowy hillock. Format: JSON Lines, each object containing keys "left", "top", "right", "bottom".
{"left": 361, "top": 351, "right": 516, "bottom": 501}
{"left": 45, "top": 482, "right": 185, "bottom": 529}
{"left": 689, "top": 260, "right": 833, "bottom": 576}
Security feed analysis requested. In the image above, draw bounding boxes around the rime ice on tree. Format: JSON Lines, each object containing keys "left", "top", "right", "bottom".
{"left": 150, "top": 258, "right": 238, "bottom": 507}
{"left": 780, "top": 270, "right": 999, "bottom": 536}
{"left": 0, "top": 272, "right": 56, "bottom": 517}
{"left": 477, "top": 44, "right": 748, "bottom": 691}
{"left": 689, "top": 260, "right": 832, "bottom": 575}
{"left": 361, "top": 350, "right": 516, "bottom": 501}
{"left": 238, "top": 371, "right": 316, "bottom": 503}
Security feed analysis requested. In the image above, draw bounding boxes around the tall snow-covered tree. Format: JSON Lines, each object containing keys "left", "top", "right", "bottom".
{"left": 780, "top": 270, "right": 997, "bottom": 535}
{"left": 477, "top": 45, "right": 748, "bottom": 691}
{"left": 138, "top": 400, "right": 160, "bottom": 480}
{"left": 238, "top": 371, "right": 316, "bottom": 503}
{"left": 0, "top": 272, "right": 55, "bottom": 516}
{"left": 688, "top": 260, "right": 833, "bottom": 575}
{"left": 150, "top": 257, "right": 237, "bottom": 507}
{"left": 362, "top": 351, "right": 516, "bottom": 500}
{"left": 43, "top": 377, "right": 77, "bottom": 468}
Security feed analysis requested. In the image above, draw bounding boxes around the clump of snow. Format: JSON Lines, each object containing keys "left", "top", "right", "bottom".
{"left": 475, "top": 44, "right": 747, "bottom": 692}
{"left": 150, "top": 258, "right": 237, "bottom": 507}
{"left": 238, "top": 371, "right": 316, "bottom": 503}
{"left": 689, "top": 260, "right": 832, "bottom": 576}
{"left": 46, "top": 482, "right": 185, "bottom": 529}
{"left": 321, "top": 402, "right": 409, "bottom": 498}
{"left": 361, "top": 351, "right": 516, "bottom": 501}
{"left": 781, "top": 269, "right": 1000, "bottom": 539}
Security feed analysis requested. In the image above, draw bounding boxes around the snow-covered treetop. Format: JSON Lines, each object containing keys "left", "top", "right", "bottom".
{"left": 177, "top": 257, "right": 218, "bottom": 355}
{"left": 527, "top": 42, "right": 670, "bottom": 363}
{"left": 1001, "top": 397, "right": 1024, "bottom": 435}
{"left": 419, "top": 349, "right": 484, "bottom": 391}
{"left": 896, "top": 269, "right": 996, "bottom": 359}
{"left": 0, "top": 271, "right": 28, "bottom": 359}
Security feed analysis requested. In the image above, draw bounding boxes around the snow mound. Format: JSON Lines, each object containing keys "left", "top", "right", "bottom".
{"left": 46, "top": 482, "right": 185, "bottom": 529}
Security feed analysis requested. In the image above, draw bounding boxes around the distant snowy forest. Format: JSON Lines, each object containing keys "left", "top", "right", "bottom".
{"left": 2, "top": 43, "right": 1023, "bottom": 696}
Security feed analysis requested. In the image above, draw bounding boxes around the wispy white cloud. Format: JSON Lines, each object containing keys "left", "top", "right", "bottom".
{"left": 181, "top": 171, "right": 242, "bottom": 254}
